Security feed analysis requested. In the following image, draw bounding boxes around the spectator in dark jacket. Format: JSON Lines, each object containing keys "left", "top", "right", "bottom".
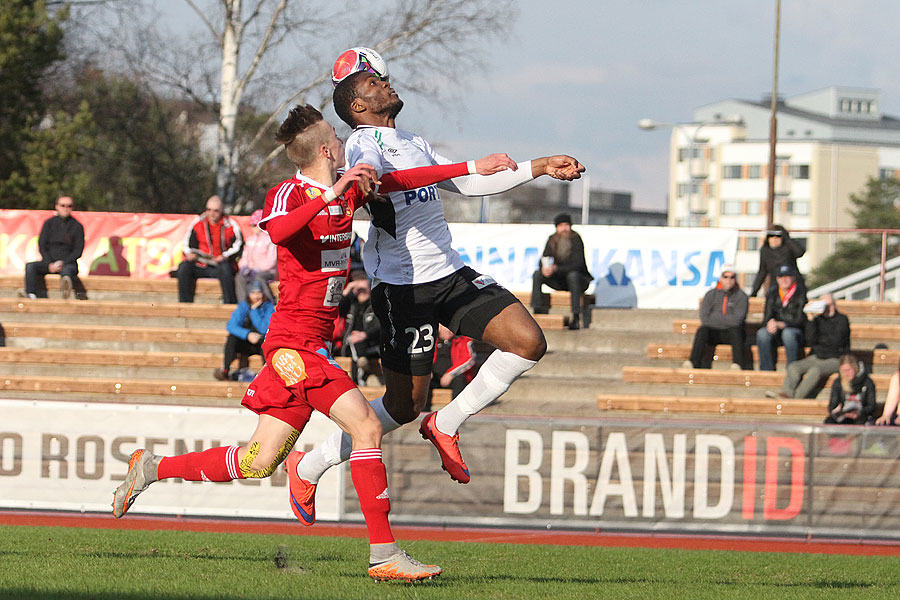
{"left": 21, "top": 196, "right": 87, "bottom": 300}
{"left": 756, "top": 265, "right": 807, "bottom": 371}
{"left": 214, "top": 281, "right": 274, "bottom": 380}
{"left": 750, "top": 224, "right": 805, "bottom": 297}
{"left": 769, "top": 294, "right": 850, "bottom": 398}
{"left": 339, "top": 276, "right": 382, "bottom": 385}
{"left": 531, "top": 213, "right": 593, "bottom": 330}
{"left": 177, "top": 195, "right": 243, "bottom": 304}
{"left": 684, "top": 264, "right": 749, "bottom": 369}
{"left": 825, "top": 354, "right": 875, "bottom": 425}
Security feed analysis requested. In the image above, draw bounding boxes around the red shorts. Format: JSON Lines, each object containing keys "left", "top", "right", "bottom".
{"left": 241, "top": 345, "right": 356, "bottom": 431}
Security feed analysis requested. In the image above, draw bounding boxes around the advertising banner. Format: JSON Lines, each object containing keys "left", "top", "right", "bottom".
{"left": 0, "top": 400, "right": 344, "bottom": 520}
{"left": 1, "top": 210, "right": 735, "bottom": 308}
{"left": 384, "top": 416, "right": 900, "bottom": 539}
{"left": 4, "top": 400, "right": 900, "bottom": 539}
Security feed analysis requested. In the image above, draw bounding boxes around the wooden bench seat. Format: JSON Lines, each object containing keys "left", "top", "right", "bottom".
{"left": 746, "top": 297, "right": 900, "bottom": 318}
{"left": 0, "top": 297, "right": 234, "bottom": 320}
{"left": 622, "top": 365, "right": 893, "bottom": 389}
{"left": 0, "top": 374, "right": 453, "bottom": 407}
{"left": 0, "top": 274, "right": 222, "bottom": 295}
{"left": 2, "top": 321, "right": 227, "bottom": 345}
{"left": 674, "top": 319, "right": 900, "bottom": 342}
{"left": 646, "top": 343, "right": 899, "bottom": 367}
{"left": 512, "top": 290, "right": 596, "bottom": 308}
{"left": 598, "top": 393, "right": 827, "bottom": 417}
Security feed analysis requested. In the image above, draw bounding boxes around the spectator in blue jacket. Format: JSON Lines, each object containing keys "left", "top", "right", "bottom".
{"left": 214, "top": 280, "right": 274, "bottom": 380}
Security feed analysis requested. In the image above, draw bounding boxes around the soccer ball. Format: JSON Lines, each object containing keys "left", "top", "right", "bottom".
{"left": 331, "top": 47, "right": 389, "bottom": 87}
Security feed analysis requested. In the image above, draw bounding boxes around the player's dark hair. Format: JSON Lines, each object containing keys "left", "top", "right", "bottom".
{"left": 333, "top": 71, "right": 372, "bottom": 127}
{"left": 276, "top": 104, "right": 328, "bottom": 168}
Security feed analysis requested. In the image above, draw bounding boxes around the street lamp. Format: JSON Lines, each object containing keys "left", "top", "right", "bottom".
{"left": 639, "top": 115, "right": 743, "bottom": 227}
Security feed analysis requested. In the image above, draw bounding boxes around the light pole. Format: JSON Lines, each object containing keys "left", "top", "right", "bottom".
{"left": 639, "top": 116, "right": 743, "bottom": 227}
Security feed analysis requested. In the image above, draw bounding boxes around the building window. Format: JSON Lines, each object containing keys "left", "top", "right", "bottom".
{"left": 880, "top": 168, "right": 899, "bottom": 181}
{"left": 721, "top": 200, "right": 742, "bottom": 215}
{"left": 744, "top": 236, "right": 760, "bottom": 251}
{"left": 747, "top": 165, "right": 762, "bottom": 179}
{"left": 747, "top": 200, "right": 762, "bottom": 215}
{"left": 722, "top": 165, "right": 742, "bottom": 179}
{"left": 789, "top": 200, "right": 810, "bottom": 216}
{"left": 789, "top": 164, "right": 810, "bottom": 179}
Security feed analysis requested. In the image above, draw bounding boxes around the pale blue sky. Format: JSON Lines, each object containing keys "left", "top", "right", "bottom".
{"left": 158, "top": 1, "right": 900, "bottom": 210}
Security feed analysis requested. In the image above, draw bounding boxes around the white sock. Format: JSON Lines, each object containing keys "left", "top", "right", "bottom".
{"left": 434, "top": 350, "right": 537, "bottom": 435}
{"left": 298, "top": 396, "right": 402, "bottom": 482}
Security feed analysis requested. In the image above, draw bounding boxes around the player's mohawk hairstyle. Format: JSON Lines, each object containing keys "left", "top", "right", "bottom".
{"left": 333, "top": 71, "right": 371, "bottom": 127}
{"left": 275, "top": 104, "right": 324, "bottom": 145}
{"left": 276, "top": 104, "right": 328, "bottom": 169}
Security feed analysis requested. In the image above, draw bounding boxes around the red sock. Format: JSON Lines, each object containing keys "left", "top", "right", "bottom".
{"left": 157, "top": 445, "right": 243, "bottom": 482}
{"left": 350, "top": 448, "right": 394, "bottom": 544}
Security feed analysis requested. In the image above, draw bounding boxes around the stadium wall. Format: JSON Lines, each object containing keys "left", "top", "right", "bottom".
{"left": 3, "top": 399, "right": 897, "bottom": 539}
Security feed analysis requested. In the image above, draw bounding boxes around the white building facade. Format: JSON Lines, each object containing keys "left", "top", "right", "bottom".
{"left": 664, "top": 86, "right": 900, "bottom": 282}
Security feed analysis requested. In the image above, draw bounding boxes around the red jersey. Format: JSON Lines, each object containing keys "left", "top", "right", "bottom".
{"left": 258, "top": 162, "right": 471, "bottom": 354}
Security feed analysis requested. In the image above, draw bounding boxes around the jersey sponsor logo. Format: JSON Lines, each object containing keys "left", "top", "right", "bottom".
{"left": 324, "top": 276, "right": 345, "bottom": 306}
{"left": 327, "top": 205, "right": 343, "bottom": 215}
{"left": 272, "top": 348, "right": 308, "bottom": 386}
{"left": 319, "top": 232, "right": 352, "bottom": 243}
{"left": 321, "top": 247, "right": 350, "bottom": 272}
{"left": 472, "top": 274, "right": 497, "bottom": 289}
{"left": 403, "top": 185, "right": 438, "bottom": 206}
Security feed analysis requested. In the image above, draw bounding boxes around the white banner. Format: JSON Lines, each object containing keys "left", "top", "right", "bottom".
{"left": 354, "top": 222, "right": 738, "bottom": 309}
{"left": 0, "top": 399, "right": 344, "bottom": 520}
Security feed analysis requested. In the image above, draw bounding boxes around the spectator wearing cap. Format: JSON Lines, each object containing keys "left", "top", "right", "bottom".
{"left": 235, "top": 208, "right": 278, "bottom": 303}
{"left": 214, "top": 280, "right": 274, "bottom": 381}
{"left": 767, "top": 293, "right": 850, "bottom": 398}
{"left": 750, "top": 224, "right": 806, "bottom": 297}
{"left": 756, "top": 264, "right": 808, "bottom": 371}
{"left": 531, "top": 212, "right": 593, "bottom": 330}
{"left": 683, "top": 264, "right": 749, "bottom": 370}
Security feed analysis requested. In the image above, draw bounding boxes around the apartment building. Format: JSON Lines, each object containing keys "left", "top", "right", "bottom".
{"left": 662, "top": 86, "right": 900, "bottom": 279}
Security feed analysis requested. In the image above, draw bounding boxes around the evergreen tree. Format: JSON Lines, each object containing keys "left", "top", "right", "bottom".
{"left": 808, "top": 177, "right": 900, "bottom": 287}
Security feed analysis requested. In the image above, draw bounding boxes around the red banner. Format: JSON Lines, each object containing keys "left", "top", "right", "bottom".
{"left": 0, "top": 210, "right": 253, "bottom": 279}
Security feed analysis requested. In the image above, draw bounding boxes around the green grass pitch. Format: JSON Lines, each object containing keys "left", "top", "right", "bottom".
{"left": 3, "top": 525, "right": 900, "bottom": 599}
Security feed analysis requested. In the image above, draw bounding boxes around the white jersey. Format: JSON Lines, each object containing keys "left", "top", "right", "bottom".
{"left": 345, "top": 125, "right": 464, "bottom": 285}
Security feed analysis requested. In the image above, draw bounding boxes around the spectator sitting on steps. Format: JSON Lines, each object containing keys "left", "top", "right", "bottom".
{"left": 176, "top": 195, "right": 243, "bottom": 304}
{"left": 756, "top": 265, "right": 807, "bottom": 371}
{"left": 824, "top": 354, "right": 875, "bottom": 425}
{"left": 766, "top": 293, "right": 850, "bottom": 399}
{"left": 214, "top": 280, "right": 274, "bottom": 381}
{"left": 531, "top": 213, "right": 593, "bottom": 330}
{"left": 20, "top": 195, "right": 88, "bottom": 300}
{"left": 683, "top": 263, "right": 748, "bottom": 370}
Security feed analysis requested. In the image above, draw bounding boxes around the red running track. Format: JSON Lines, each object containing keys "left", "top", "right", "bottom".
{"left": 3, "top": 510, "right": 900, "bottom": 556}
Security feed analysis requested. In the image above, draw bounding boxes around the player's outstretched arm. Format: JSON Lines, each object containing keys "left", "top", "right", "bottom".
{"left": 333, "top": 163, "right": 379, "bottom": 198}
{"left": 376, "top": 154, "right": 515, "bottom": 195}
{"left": 440, "top": 154, "right": 585, "bottom": 197}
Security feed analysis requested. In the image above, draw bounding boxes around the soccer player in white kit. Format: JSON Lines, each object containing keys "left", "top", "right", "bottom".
{"left": 288, "top": 70, "right": 583, "bottom": 519}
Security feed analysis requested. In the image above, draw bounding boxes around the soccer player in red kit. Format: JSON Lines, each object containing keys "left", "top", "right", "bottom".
{"left": 111, "top": 104, "right": 516, "bottom": 582}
